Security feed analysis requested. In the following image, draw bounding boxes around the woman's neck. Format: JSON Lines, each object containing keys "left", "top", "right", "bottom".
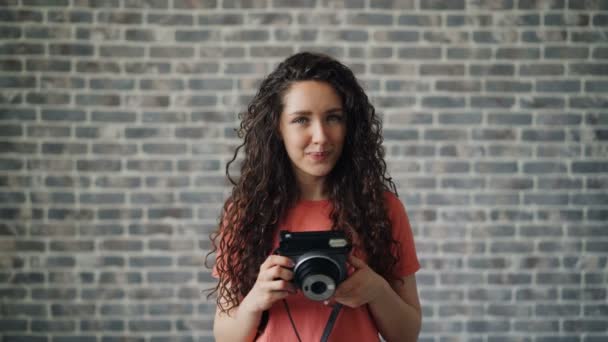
{"left": 297, "top": 180, "right": 328, "bottom": 201}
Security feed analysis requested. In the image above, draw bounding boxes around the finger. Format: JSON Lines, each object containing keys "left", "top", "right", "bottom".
{"left": 266, "top": 279, "right": 297, "bottom": 293}
{"left": 334, "top": 297, "right": 360, "bottom": 309}
{"left": 348, "top": 255, "right": 367, "bottom": 269}
{"left": 261, "top": 265, "right": 294, "bottom": 281}
{"left": 335, "top": 278, "right": 355, "bottom": 297}
{"left": 259, "top": 288, "right": 291, "bottom": 306}
{"left": 261, "top": 255, "right": 294, "bottom": 271}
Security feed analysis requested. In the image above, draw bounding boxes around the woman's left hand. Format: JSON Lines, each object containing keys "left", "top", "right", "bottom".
{"left": 333, "top": 255, "right": 389, "bottom": 308}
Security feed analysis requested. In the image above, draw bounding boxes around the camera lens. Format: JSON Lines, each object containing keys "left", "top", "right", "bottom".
{"left": 310, "top": 281, "right": 327, "bottom": 295}
{"left": 295, "top": 254, "right": 342, "bottom": 301}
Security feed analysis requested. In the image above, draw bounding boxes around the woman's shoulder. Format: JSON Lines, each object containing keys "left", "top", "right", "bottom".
{"left": 383, "top": 190, "right": 404, "bottom": 211}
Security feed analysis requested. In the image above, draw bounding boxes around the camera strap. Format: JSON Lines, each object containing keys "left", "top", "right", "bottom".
{"left": 320, "top": 303, "right": 342, "bottom": 342}
{"left": 282, "top": 299, "right": 343, "bottom": 342}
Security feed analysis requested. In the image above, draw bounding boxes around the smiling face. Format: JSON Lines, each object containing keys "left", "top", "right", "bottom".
{"left": 279, "top": 81, "right": 346, "bottom": 188}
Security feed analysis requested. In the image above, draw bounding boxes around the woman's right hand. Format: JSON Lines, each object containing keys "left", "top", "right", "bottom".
{"left": 240, "top": 255, "right": 297, "bottom": 314}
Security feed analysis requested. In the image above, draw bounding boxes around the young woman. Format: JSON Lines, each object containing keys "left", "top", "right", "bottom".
{"left": 208, "top": 52, "right": 421, "bottom": 341}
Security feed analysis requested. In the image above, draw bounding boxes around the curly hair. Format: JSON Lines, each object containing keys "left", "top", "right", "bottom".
{"left": 206, "top": 52, "right": 401, "bottom": 313}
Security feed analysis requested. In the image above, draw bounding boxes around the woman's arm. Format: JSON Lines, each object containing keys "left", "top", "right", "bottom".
{"left": 334, "top": 256, "right": 421, "bottom": 342}
{"left": 367, "top": 275, "right": 421, "bottom": 342}
{"left": 214, "top": 301, "right": 263, "bottom": 342}
{"left": 213, "top": 255, "right": 297, "bottom": 342}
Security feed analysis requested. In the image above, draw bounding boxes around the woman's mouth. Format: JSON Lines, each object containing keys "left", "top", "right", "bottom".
{"left": 308, "top": 151, "right": 329, "bottom": 161}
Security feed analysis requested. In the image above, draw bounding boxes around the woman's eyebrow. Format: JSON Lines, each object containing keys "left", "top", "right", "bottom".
{"left": 288, "top": 108, "right": 343, "bottom": 116}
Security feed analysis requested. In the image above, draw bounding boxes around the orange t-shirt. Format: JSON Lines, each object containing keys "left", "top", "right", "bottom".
{"left": 215, "top": 191, "right": 420, "bottom": 341}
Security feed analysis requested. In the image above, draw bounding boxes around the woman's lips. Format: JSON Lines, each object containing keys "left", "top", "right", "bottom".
{"left": 308, "top": 151, "right": 329, "bottom": 161}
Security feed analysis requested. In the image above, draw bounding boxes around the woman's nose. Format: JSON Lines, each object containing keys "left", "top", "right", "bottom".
{"left": 311, "top": 121, "right": 328, "bottom": 144}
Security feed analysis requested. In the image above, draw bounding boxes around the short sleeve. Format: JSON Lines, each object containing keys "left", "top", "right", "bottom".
{"left": 385, "top": 192, "right": 420, "bottom": 277}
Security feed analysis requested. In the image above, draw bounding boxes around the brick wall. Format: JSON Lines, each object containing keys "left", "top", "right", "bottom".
{"left": 1, "top": 0, "right": 607, "bottom": 341}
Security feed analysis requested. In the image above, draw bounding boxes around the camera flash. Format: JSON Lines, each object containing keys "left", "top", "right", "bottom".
{"left": 329, "top": 238, "right": 347, "bottom": 248}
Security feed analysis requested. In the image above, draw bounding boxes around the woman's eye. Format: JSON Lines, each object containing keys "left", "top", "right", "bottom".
{"left": 293, "top": 117, "right": 308, "bottom": 124}
{"left": 328, "top": 114, "right": 343, "bottom": 122}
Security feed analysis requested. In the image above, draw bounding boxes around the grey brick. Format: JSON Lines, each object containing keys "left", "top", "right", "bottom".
{"left": 545, "top": 46, "right": 589, "bottom": 59}
{"left": 587, "top": 210, "right": 608, "bottom": 221}
{"left": 475, "top": 162, "right": 518, "bottom": 174}
{"left": 125, "top": 0, "right": 168, "bottom": 8}
{"left": 54, "top": 337, "right": 97, "bottom": 342}
{"left": 49, "top": 241, "right": 94, "bottom": 252}
{"left": 518, "top": 256, "right": 559, "bottom": 269}
{"left": 0, "top": 319, "right": 28, "bottom": 331}
{"left": 538, "top": 178, "right": 582, "bottom": 189}
{"left": 447, "top": 47, "right": 492, "bottom": 59}
{"left": 564, "top": 320, "right": 607, "bottom": 333}
{"left": 536, "top": 304, "right": 581, "bottom": 317}
{"left": 97, "top": 11, "right": 142, "bottom": 24}
{"left": 593, "top": 14, "right": 608, "bottom": 26}
{"left": 571, "top": 31, "right": 606, "bottom": 43}
{"left": 516, "top": 288, "right": 558, "bottom": 301}
{"left": 467, "top": 320, "right": 510, "bottom": 333}
{"left": 570, "top": 63, "right": 608, "bottom": 76}
{"left": 100, "top": 240, "right": 143, "bottom": 251}
{"left": 487, "top": 80, "right": 532, "bottom": 92}
{"left": 31, "top": 320, "right": 76, "bottom": 332}
{"left": 0, "top": 43, "right": 44, "bottom": 55}
{"left": 373, "top": 30, "right": 418, "bottom": 42}
{"left": 571, "top": 194, "right": 608, "bottom": 205}
{"left": 523, "top": 162, "right": 567, "bottom": 174}
{"left": 473, "top": 128, "right": 516, "bottom": 140}
{"left": 129, "top": 256, "right": 172, "bottom": 267}
{"left": 0, "top": 76, "right": 36, "bottom": 88}
{"left": 77, "top": 160, "right": 121, "bottom": 172}
{"left": 398, "top": 14, "right": 439, "bottom": 26}
{"left": 128, "top": 320, "right": 171, "bottom": 331}
{"left": 371, "top": 0, "right": 414, "bottom": 9}
{"left": 147, "top": 271, "right": 193, "bottom": 283}
{"left": 148, "top": 208, "right": 193, "bottom": 219}
{"left": 519, "top": 225, "right": 563, "bottom": 237}
{"left": 99, "top": 272, "right": 141, "bottom": 284}
{"left": 563, "top": 288, "right": 606, "bottom": 300}
{"left": 422, "top": 96, "right": 466, "bottom": 108}
{"left": 497, "top": 47, "right": 540, "bottom": 59}
{"left": 513, "top": 320, "right": 560, "bottom": 332}
{"left": 176, "top": 160, "right": 220, "bottom": 172}
{"left": 585, "top": 80, "right": 608, "bottom": 92}
{"left": 126, "top": 160, "right": 172, "bottom": 172}
{"left": 148, "top": 239, "right": 195, "bottom": 251}
{"left": 421, "top": 0, "right": 464, "bottom": 9}
{"left": 146, "top": 176, "right": 190, "bottom": 188}
{"left": 422, "top": 31, "right": 470, "bottom": 44}
{"left": 522, "top": 129, "right": 565, "bottom": 141}
{"left": 81, "top": 288, "right": 125, "bottom": 301}
{"left": 524, "top": 193, "right": 569, "bottom": 205}
{"left": 0, "top": 9, "right": 43, "bottom": 22}
{"left": 3, "top": 336, "right": 48, "bottom": 342}
{"left": 348, "top": 13, "right": 393, "bottom": 26}
{"left": 570, "top": 97, "right": 608, "bottom": 109}
{"left": 583, "top": 304, "right": 608, "bottom": 315}
{"left": 149, "top": 303, "right": 194, "bottom": 317}
{"left": 539, "top": 241, "right": 583, "bottom": 253}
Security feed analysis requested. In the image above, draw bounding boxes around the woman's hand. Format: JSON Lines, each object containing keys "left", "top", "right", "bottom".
{"left": 240, "top": 255, "right": 297, "bottom": 314}
{"left": 334, "top": 255, "right": 389, "bottom": 308}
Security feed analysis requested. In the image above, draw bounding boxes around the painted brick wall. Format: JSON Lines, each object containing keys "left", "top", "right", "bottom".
{"left": 1, "top": 0, "right": 607, "bottom": 341}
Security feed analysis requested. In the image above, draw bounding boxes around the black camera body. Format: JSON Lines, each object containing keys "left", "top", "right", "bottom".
{"left": 275, "top": 230, "right": 351, "bottom": 301}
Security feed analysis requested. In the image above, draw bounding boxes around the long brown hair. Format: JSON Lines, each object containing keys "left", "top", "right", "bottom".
{"left": 207, "top": 52, "right": 401, "bottom": 313}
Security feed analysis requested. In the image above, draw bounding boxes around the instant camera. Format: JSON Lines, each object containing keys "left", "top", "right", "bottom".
{"left": 275, "top": 230, "right": 351, "bottom": 301}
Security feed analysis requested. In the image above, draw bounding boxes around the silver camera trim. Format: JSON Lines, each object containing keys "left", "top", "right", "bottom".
{"left": 294, "top": 252, "right": 344, "bottom": 301}
{"left": 301, "top": 274, "right": 336, "bottom": 301}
